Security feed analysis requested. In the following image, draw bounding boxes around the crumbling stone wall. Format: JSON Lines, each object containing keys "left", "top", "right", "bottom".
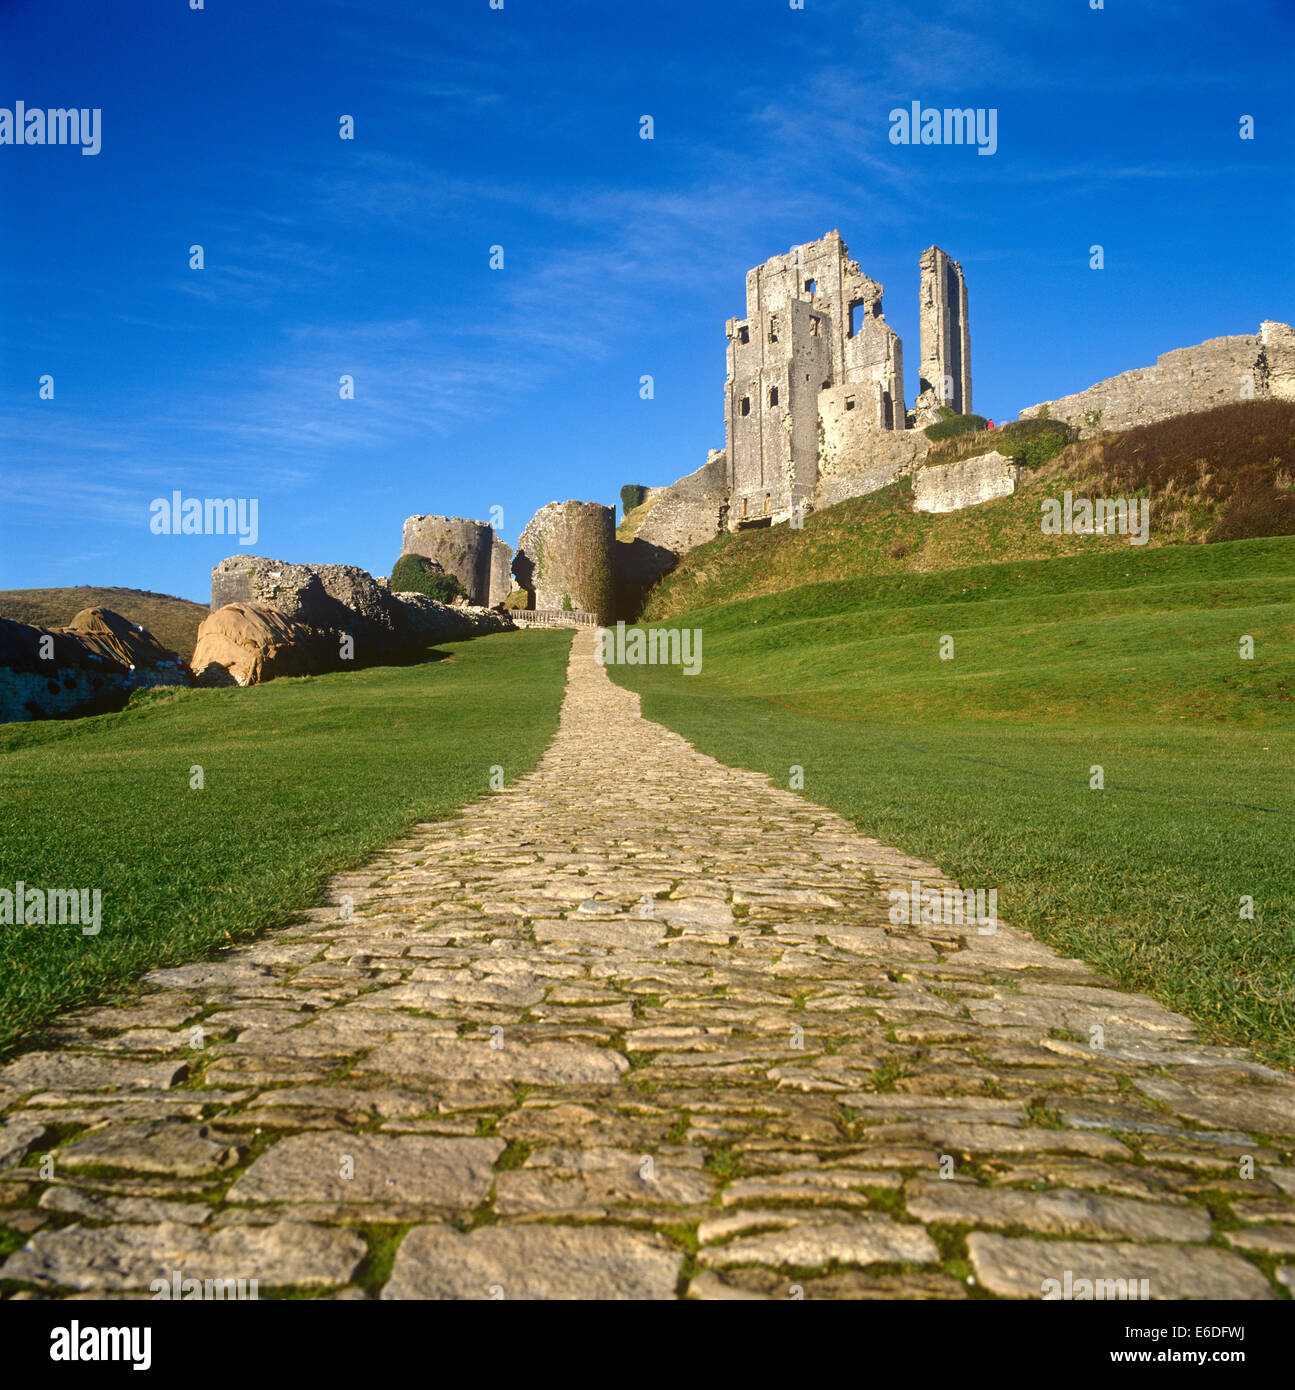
{"left": 1257, "top": 320, "right": 1295, "bottom": 401}
{"left": 915, "top": 246, "right": 971, "bottom": 423}
{"left": 0, "top": 621, "right": 127, "bottom": 722}
{"left": 210, "top": 555, "right": 405, "bottom": 663}
{"left": 514, "top": 501, "right": 615, "bottom": 622}
{"left": 634, "top": 452, "right": 728, "bottom": 555}
{"left": 724, "top": 231, "right": 907, "bottom": 527}
{"left": 203, "top": 555, "right": 515, "bottom": 687}
{"left": 489, "top": 536, "right": 514, "bottom": 608}
{"left": 0, "top": 610, "right": 186, "bottom": 723}
{"left": 912, "top": 451, "right": 1020, "bottom": 514}
{"left": 815, "top": 400, "right": 932, "bottom": 509}
{"left": 401, "top": 515, "right": 506, "bottom": 606}
{"left": 1019, "top": 324, "right": 1294, "bottom": 437}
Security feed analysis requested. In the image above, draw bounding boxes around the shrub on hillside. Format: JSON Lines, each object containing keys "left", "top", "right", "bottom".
{"left": 998, "top": 418, "right": 1077, "bottom": 468}
{"left": 620, "top": 483, "right": 648, "bottom": 517}
{"left": 390, "top": 553, "right": 467, "bottom": 604}
{"left": 924, "top": 410, "right": 989, "bottom": 442}
{"left": 930, "top": 417, "right": 1077, "bottom": 469}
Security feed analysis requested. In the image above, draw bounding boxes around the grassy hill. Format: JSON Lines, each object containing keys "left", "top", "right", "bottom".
{"left": 644, "top": 400, "right": 1295, "bottom": 619}
{"left": 0, "top": 586, "right": 209, "bottom": 660}
{"left": 610, "top": 534, "right": 1295, "bottom": 1066}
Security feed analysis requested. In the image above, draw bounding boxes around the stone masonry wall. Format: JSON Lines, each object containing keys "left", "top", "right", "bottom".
{"left": 918, "top": 246, "right": 971, "bottom": 416}
{"left": 489, "top": 536, "right": 514, "bottom": 607}
{"left": 912, "top": 450, "right": 1020, "bottom": 514}
{"left": 401, "top": 515, "right": 500, "bottom": 606}
{"left": 815, "top": 398, "right": 932, "bottom": 509}
{"left": 634, "top": 452, "right": 728, "bottom": 555}
{"left": 1258, "top": 320, "right": 1295, "bottom": 400}
{"left": 1019, "top": 326, "right": 1293, "bottom": 437}
{"left": 514, "top": 501, "right": 616, "bottom": 623}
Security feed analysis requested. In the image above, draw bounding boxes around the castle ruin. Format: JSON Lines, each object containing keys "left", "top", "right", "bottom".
{"left": 512, "top": 501, "right": 616, "bottom": 623}
{"left": 1020, "top": 320, "right": 1295, "bottom": 437}
{"left": 917, "top": 246, "right": 971, "bottom": 420}
{"left": 724, "top": 231, "right": 924, "bottom": 527}
{"left": 401, "top": 515, "right": 513, "bottom": 607}
{"left": 394, "top": 231, "right": 1292, "bottom": 625}
{"left": 718, "top": 231, "right": 967, "bottom": 530}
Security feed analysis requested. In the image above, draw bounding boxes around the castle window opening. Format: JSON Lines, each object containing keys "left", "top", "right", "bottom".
{"left": 763, "top": 494, "right": 771, "bottom": 515}
{"left": 741, "top": 497, "right": 748, "bottom": 518}
{"left": 768, "top": 386, "right": 779, "bottom": 407}
{"left": 845, "top": 396, "right": 856, "bottom": 411}
{"left": 740, "top": 396, "right": 751, "bottom": 416}
{"left": 849, "top": 301, "right": 866, "bottom": 338}
{"left": 805, "top": 278, "right": 817, "bottom": 294}
{"left": 738, "top": 325, "right": 750, "bottom": 344}
{"left": 821, "top": 379, "right": 831, "bottom": 390}
{"left": 809, "top": 315, "right": 822, "bottom": 337}
{"left": 768, "top": 315, "right": 779, "bottom": 343}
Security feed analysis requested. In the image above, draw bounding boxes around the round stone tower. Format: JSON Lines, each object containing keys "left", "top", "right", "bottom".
{"left": 514, "top": 501, "right": 615, "bottom": 622}
{"left": 401, "top": 516, "right": 496, "bottom": 605}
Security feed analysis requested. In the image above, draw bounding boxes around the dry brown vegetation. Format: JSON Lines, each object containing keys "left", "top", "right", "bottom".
{"left": 1038, "top": 399, "right": 1295, "bottom": 543}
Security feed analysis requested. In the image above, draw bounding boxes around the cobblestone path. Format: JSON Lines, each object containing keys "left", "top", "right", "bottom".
{"left": 2, "top": 630, "right": 1293, "bottom": 1300}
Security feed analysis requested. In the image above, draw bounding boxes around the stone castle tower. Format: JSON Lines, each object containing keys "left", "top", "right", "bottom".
{"left": 722, "top": 232, "right": 969, "bottom": 527}
{"left": 401, "top": 515, "right": 512, "bottom": 607}
{"left": 917, "top": 246, "right": 971, "bottom": 417}
{"left": 724, "top": 231, "right": 906, "bottom": 525}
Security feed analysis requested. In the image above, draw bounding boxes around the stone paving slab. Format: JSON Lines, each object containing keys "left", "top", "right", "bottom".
{"left": 1, "top": 628, "right": 1292, "bottom": 1299}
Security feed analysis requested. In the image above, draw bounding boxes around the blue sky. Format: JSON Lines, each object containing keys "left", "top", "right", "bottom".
{"left": 2, "top": 0, "right": 1291, "bottom": 602}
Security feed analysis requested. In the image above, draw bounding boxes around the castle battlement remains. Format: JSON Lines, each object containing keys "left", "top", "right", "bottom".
{"left": 722, "top": 231, "right": 967, "bottom": 528}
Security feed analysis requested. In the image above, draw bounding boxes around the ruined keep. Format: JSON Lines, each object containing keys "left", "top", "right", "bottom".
{"left": 401, "top": 515, "right": 513, "bottom": 607}
{"left": 916, "top": 246, "right": 971, "bottom": 421}
{"left": 724, "top": 231, "right": 910, "bottom": 526}
{"left": 619, "top": 232, "right": 971, "bottom": 582}
{"left": 513, "top": 501, "right": 615, "bottom": 622}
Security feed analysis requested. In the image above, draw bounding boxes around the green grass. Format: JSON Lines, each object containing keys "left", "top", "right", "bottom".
{"left": 610, "top": 536, "right": 1295, "bottom": 1067}
{"left": 0, "top": 629, "right": 572, "bottom": 1057}
{"left": 0, "top": 586, "right": 208, "bottom": 659}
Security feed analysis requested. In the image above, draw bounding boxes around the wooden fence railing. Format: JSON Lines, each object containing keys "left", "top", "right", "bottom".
{"left": 510, "top": 609, "right": 600, "bottom": 628}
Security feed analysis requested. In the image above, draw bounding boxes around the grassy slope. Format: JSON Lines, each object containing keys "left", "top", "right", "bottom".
{"left": 0, "top": 629, "right": 572, "bottom": 1056}
{"left": 0, "top": 587, "right": 209, "bottom": 659}
{"left": 645, "top": 400, "right": 1295, "bottom": 620}
{"left": 611, "top": 537, "right": 1295, "bottom": 1066}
